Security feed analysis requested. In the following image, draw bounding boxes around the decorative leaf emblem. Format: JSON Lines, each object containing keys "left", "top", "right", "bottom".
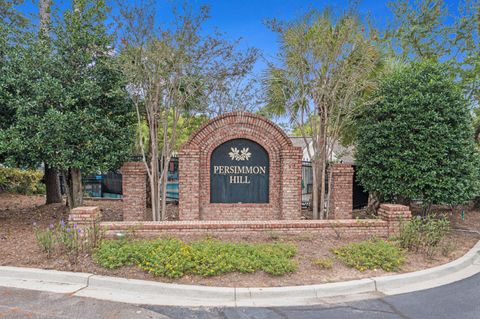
{"left": 229, "top": 147, "right": 251, "bottom": 161}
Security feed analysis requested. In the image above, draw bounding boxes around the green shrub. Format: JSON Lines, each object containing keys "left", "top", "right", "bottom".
{"left": 356, "top": 61, "right": 480, "bottom": 206}
{"left": 312, "top": 257, "right": 333, "bottom": 269}
{"left": 397, "top": 215, "right": 450, "bottom": 257}
{"left": 0, "top": 167, "right": 45, "bottom": 195}
{"left": 56, "top": 221, "right": 82, "bottom": 264}
{"left": 33, "top": 223, "right": 55, "bottom": 257}
{"left": 33, "top": 219, "right": 101, "bottom": 264}
{"left": 332, "top": 239, "right": 405, "bottom": 272}
{"left": 94, "top": 238, "right": 297, "bottom": 278}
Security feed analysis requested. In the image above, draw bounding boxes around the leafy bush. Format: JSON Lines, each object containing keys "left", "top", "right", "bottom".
{"left": 32, "top": 219, "right": 101, "bottom": 264}
{"left": 0, "top": 167, "right": 45, "bottom": 194}
{"left": 397, "top": 215, "right": 450, "bottom": 257}
{"left": 332, "top": 239, "right": 405, "bottom": 272}
{"left": 33, "top": 223, "right": 55, "bottom": 257}
{"left": 356, "top": 61, "right": 480, "bottom": 206}
{"left": 56, "top": 220, "right": 82, "bottom": 264}
{"left": 94, "top": 238, "right": 297, "bottom": 278}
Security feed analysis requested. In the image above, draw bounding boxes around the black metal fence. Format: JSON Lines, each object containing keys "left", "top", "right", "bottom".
{"left": 300, "top": 162, "right": 368, "bottom": 210}
{"left": 301, "top": 161, "right": 313, "bottom": 208}
{"left": 82, "top": 157, "right": 180, "bottom": 200}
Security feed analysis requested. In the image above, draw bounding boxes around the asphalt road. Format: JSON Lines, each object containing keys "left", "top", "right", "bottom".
{"left": 0, "top": 273, "right": 479, "bottom": 319}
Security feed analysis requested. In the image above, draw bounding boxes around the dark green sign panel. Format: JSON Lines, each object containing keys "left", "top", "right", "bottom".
{"left": 210, "top": 139, "right": 269, "bottom": 203}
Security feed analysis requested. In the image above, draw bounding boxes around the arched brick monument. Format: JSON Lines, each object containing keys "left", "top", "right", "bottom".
{"left": 178, "top": 112, "right": 302, "bottom": 221}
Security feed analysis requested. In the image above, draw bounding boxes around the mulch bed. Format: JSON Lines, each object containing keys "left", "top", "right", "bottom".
{"left": 0, "top": 192, "right": 478, "bottom": 287}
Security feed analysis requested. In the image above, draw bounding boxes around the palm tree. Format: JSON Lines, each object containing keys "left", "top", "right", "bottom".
{"left": 263, "top": 8, "right": 382, "bottom": 219}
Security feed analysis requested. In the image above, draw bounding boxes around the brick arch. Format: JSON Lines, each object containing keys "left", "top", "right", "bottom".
{"left": 179, "top": 112, "right": 302, "bottom": 221}
{"left": 184, "top": 111, "right": 294, "bottom": 150}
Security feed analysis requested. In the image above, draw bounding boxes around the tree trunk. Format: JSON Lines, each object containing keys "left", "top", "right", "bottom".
{"left": 150, "top": 139, "right": 160, "bottom": 221}
{"left": 318, "top": 112, "right": 327, "bottom": 220}
{"left": 325, "top": 165, "right": 333, "bottom": 219}
{"left": 366, "top": 192, "right": 380, "bottom": 215}
{"left": 160, "top": 156, "right": 169, "bottom": 220}
{"left": 65, "top": 168, "right": 83, "bottom": 209}
{"left": 39, "top": 0, "right": 51, "bottom": 36}
{"left": 45, "top": 164, "right": 62, "bottom": 204}
{"left": 311, "top": 163, "right": 319, "bottom": 219}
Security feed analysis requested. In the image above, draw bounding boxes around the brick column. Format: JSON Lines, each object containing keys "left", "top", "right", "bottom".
{"left": 280, "top": 148, "right": 303, "bottom": 219}
{"left": 378, "top": 204, "right": 412, "bottom": 236}
{"left": 69, "top": 206, "right": 101, "bottom": 237}
{"left": 329, "top": 163, "right": 354, "bottom": 219}
{"left": 120, "top": 162, "right": 147, "bottom": 221}
{"left": 178, "top": 149, "right": 200, "bottom": 220}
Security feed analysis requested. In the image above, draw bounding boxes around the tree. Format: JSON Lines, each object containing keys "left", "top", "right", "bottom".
{"left": 384, "top": 0, "right": 480, "bottom": 109}
{"left": 263, "top": 8, "right": 382, "bottom": 219}
{"left": 38, "top": 0, "right": 62, "bottom": 204}
{"left": 355, "top": 61, "right": 480, "bottom": 213}
{"left": 1, "top": 0, "right": 135, "bottom": 208}
{"left": 117, "top": 1, "right": 258, "bottom": 220}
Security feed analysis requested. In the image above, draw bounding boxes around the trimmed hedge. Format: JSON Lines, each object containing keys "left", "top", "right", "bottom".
{"left": 0, "top": 167, "right": 45, "bottom": 195}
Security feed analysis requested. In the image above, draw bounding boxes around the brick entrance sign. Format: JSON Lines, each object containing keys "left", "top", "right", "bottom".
{"left": 178, "top": 112, "right": 303, "bottom": 221}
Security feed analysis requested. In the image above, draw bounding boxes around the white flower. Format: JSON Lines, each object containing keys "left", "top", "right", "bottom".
{"left": 229, "top": 147, "right": 251, "bottom": 161}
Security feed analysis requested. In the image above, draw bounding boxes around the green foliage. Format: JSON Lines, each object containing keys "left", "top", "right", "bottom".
{"left": 94, "top": 238, "right": 297, "bottom": 278}
{"left": 384, "top": 0, "right": 480, "bottom": 107}
{"left": 312, "top": 257, "right": 333, "bottom": 270}
{"left": 396, "top": 215, "right": 450, "bottom": 258}
{"left": 56, "top": 222, "right": 82, "bottom": 264}
{"left": 0, "top": 0, "right": 135, "bottom": 175}
{"left": 356, "top": 61, "right": 480, "bottom": 206}
{"left": 332, "top": 239, "right": 405, "bottom": 272}
{"left": 33, "top": 219, "right": 101, "bottom": 265}
{"left": 33, "top": 223, "right": 55, "bottom": 257}
{"left": 0, "top": 167, "right": 44, "bottom": 194}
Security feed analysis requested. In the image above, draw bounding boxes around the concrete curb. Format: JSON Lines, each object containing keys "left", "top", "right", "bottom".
{"left": 373, "top": 240, "right": 480, "bottom": 295}
{"left": 0, "top": 240, "right": 479, "bottom": 306}
{"left": 0, "top": 266, "right": 92, "bottom": 294}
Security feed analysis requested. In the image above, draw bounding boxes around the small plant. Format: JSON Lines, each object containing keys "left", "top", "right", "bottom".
{"left": 329, "top": 222, "right": 342, "bottom": 240}
{"left": 441, "top": 241, "right": 456, "bottom": 257}
{"left": 312, "top": 257, "right": 333, "bottom": 269}
{"left": 332, "top": 239, "right": 405, "bottom": 272}
{"left": 83, "top": 222, "right": 103, "bottom": 253}
{"left": 266, "top": 231, "right": 281, "bottom": 241}
{"left": 33, "top": 223, "right": 55, "bottom": 257}
{"left": 397, "top": 215, "right": 451, "bottom": 258}
{"left": 56, "top": 220, "right": 82, "bottom": 264}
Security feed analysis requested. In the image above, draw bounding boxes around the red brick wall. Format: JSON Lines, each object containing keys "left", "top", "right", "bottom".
{"left": 82, "top": 205, "right": 410, "bottom": 239}
{"left": 101, "top": 219, "right": 389, "bottom": 239}
{"left": 179, "top": 112, "right": 303, "bottom": 221}
{"left": 330, "top": 164, "right": 354, "bottom": 219}
{"left": 120, "top": 162, "right": 147, "bottom": 221}
{"left": 378, "top": 204, "right": 412, "bottom": 236}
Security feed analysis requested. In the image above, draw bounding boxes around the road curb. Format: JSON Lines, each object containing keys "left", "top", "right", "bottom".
{"left": 0, "top": 266, "right": 92, "bottom": 294}
{"left": 0, "top": 240, "right": 478, "bottom": 306}
{"left": 372, "top": 240, "right": 480, "bottom": 295}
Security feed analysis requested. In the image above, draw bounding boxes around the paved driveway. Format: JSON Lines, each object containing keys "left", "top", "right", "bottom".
{"left": 1, "top": 273, "right": 479, "bottom": 319}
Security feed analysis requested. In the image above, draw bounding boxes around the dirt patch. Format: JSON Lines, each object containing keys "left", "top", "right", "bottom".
{"left": 0, "top": 193, "right": 478, "bottom": 287}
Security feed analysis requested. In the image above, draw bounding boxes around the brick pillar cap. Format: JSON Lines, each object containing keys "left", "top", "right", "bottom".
{"left": 380, "top": 204, "right": 410, "bottom": 211}
{"left": 120, "top": 162, "right": 147, "bottom": 174}
{"left": 71, "top": 206, "right": 100, "bottom": 214}
{"left": 331, "top": 163, "right": 354, "bottom": 171}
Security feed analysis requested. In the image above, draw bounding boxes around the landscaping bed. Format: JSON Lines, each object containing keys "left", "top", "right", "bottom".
{"left": 0, "top": 193, "right": 479, "bottom": 287}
